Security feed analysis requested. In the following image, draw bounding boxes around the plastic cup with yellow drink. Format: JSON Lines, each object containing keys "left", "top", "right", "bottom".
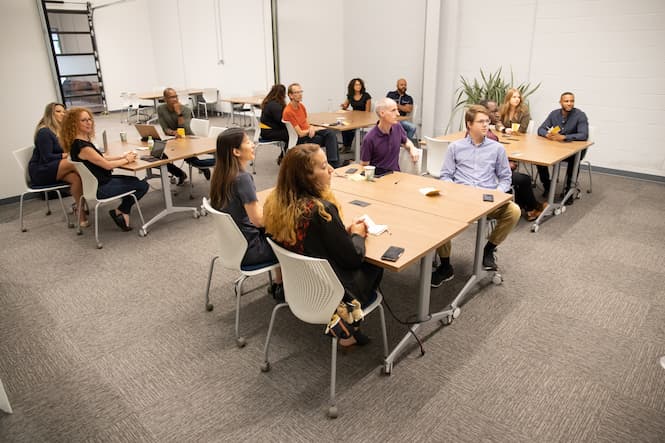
{"left": 176, "top": 127, "right": 186, "bottom": 138}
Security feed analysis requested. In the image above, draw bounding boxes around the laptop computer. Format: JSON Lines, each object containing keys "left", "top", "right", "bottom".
{"left": 140, "top": 140, "right": 167, "bottom": 162}
{"left": 135, "top": 124, "right": 172, "bottom": 141}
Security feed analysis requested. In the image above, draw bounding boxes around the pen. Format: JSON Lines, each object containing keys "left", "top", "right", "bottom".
{"left": 394, "top": 179, "right": 400, "bottom": 184}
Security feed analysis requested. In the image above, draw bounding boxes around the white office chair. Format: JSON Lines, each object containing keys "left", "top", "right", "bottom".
{"left": 423, "top": 136, "right": 450, "bottom": 178}
{"left": 0, "top": 376, "right": 11, "bottom": 414}
{"left": 250, "top": 113, "right": 285, "bottom": 174}
{"left": 190, "top": 118, "right": 210, "bottom": 137}
{"left": 197, "top": 88, "right": 219, "bottom": 119}
{"left": 398, "top": 146, "right": 423, "bottom": 175}
{"left": 70, "top": 160, "right": 146, "bottom": 249}
{"left": 261, "top": 238, "right": 388, "bottom": 419}
{"left": 283, "top": 120, "right": 299, "bottom": 152}
{"left": 526, "top": 119, "right": 535, "bottom": 134}
{"left": 202, "top": 197, "right": 279, "bottom": 347}
{"left": 13, "top": 146, "right": 73, "bottom": 232}
{"left": 127, "top": 93, "right": 150, "bottom": 124}
{"left": 208, "top": 125, "right": 227, "bottom": 139}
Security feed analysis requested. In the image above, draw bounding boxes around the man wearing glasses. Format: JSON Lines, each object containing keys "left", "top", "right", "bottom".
{"left": 282, "top": 83, "right": 347, "bottom": 168}
{"left": 431, "top": 105, "right": 520, "bottom": 287}
{"left": 157, "top": 88, "right": 215, "bottom": 184}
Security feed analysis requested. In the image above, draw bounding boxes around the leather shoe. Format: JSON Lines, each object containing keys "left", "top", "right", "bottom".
{"left": 201, "top": 168, "right": 211, "bottom": 180}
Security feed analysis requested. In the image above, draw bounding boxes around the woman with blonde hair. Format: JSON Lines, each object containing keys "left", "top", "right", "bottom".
{"left": 496, "top": 88, "right": 531, "bottom": 135}
{"left": 263, "top": 144, "right": 382, "bottom": 346}
{"left": 28, "top": 102, "right": 88, "bottom": 226}
{"left": 61, "top": 107, "right": 148, "bottom": 231}
{"left": 209, "top": 127, "right": 283, "bottom": 299}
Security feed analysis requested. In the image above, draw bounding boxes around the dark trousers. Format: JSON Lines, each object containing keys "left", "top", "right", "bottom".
{"left": 537, "top": 148, "right": 587, "bottom": 192}
{"left": 298, "top": 128, "right": 340, "bottom": 166}
{"left": 512, "top": 171, "right": 539, "bottom": 211}
{"left": 97, "top": 175, "right": 149, "bottom": 215}
{"left": 166, "top": 157, "right": 214, "bottom": 179}
{"left": 260, "top": 128, "right": 289, "bottom": 147}
{"left": 342, "top": 129, "right": 355, "bottom": 148}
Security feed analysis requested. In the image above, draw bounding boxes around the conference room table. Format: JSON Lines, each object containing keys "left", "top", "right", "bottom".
{"left": 434, "top": 131, "right": 593, "bottom": 232}
{"left": 308, "top": 110, "right": 381, "bottom": 162}
{"left": 257, "top": 184, "right": 470, "bottom": 373}
{"left": 329, "top": 168, "right": 511, "bottom": 372}
{"left": 106, "top": 136, "right": 215, "bottom": 234}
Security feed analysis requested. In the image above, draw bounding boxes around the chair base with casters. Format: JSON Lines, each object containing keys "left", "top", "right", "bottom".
{"left": 12, "top": 146, "right": 74, "bottom": 232}
{"left": 261, "top": 238, "right": 389, "bottom": 418}
{"left": 201, "top": 197, "right": 279, "bottom": 347}
{"left": 75, "top": 190, "right": 146, "bottom": 249}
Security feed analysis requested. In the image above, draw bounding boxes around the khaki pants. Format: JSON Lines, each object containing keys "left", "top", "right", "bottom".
{"left": 437, "top": 201, "right": 520, "bottom": 258}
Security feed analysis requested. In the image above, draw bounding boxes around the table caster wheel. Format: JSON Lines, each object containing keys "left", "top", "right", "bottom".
{"left": 260, "top": 362, "right": 271, "bottom": 372}
{"left": 441, "top": 315, "right": 453, "bottom": 326}
{"left": 138, "top": 228, "right": 147, "bottom": 237}
{"left": 205, "top": 303, "right": 214, "bottom": 312}
{"left": 492, "top": 273, "right": 503, "bottom": 285}
{"left": 452, "top": 307, "right": 461, "bottom": 319}
{"left": 199, "top": 207, "right": 208, "bottom": 216}
{"left": 170, "top": 177, "right": 177, "bottom": 184}
{"left": 560, "top": 206, "right": 567, "bottom": 213}
{"left": 381, "top": 362, "right": 393, "bottom": 376}
{"left": 96, "top": 243, "right": 103, "bottom": 249}
{"left": 236, "top": 337, "right": 246, "bottom": 348}
{"left": 554, "top": 207, "right": 562, "bottom": 216}
{"left": 193, "top": 210, "right": 200, "bottom": 219}
{"left": 531, "top": 224, "right": 539, "bottom": 233}
{"left": 327, "top": 406, "right": 338, "bottom": 419}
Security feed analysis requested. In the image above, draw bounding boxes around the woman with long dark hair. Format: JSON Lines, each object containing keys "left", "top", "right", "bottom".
{"left": 259, "top": 84, "right": 289, "bottom": 163}
{"left": 340, "top": 78, "right": 372, "bottom": 151}
{"left": 209, "top": 128, "right": 283, "bottom": 297}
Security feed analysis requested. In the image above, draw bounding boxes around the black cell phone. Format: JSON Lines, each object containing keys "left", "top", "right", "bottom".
{"left": 483, "top": 194, "right": 494, "bottom": 202}
{"left": 345, "top": 167, "right": 358, "bottom": 174}
{"left": 381, "top": 246, "right": 404, "bottom": 262}
{"left": 349, "top": 199, "right": 369, "bottom": 207}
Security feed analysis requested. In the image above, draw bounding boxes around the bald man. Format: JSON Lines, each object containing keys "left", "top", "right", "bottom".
{"left": 386, "top": 78, "right": 417, "bottom": 145}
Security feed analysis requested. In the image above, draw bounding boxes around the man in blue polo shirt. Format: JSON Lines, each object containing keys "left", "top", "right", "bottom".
{"left": 536, "top": 91, "right": 589, "bottom": 199}
{"left": 386, "top": 78, "right": 418, "bottom": 145}
{"left": 431, "top": 105, "right": 520, "bottom": 287}
{"left": 360, "top": 97, "right": 418, "bottom": 172}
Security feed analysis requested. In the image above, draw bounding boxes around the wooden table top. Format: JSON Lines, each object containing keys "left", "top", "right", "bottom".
{"left": 220, "top": 95, "right": 265, "bottom": 106}
{"left": 331, "top": 167, "right": 513, "bottom": 224}
{"left": 105, "top": 136, "right": 216, "bottom": 171}
{"left": 434, "top": 131, "right": 593, "bottom": 166}
{"left": 308, "top": 110, "right": 378, "bottom": 131}
{"left": 256, "top": 188, "right": 468, "bottom": 272}
{"left": 137, "top": 89, "right": 203, "bottom": 101}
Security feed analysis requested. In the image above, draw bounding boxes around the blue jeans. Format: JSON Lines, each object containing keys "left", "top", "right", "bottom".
{"left": 298, "top": 128, "right": 340, "bottom": 166}
{"left": 185, "top": 156, "right": 215, "bottom": 169}
{"left": 400, "top": 120, "right": 417, "bottom": 145}
{"left": 97, "top": 175, "right": 149, "bottom": 214}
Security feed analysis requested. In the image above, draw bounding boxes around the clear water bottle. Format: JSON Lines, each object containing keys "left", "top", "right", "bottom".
{"left": 147, "top": 135, "right": 154, "bottom": 151}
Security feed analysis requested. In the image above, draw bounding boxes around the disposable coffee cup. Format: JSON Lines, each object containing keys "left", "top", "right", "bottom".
{"left": 511, "top": 123, "right": 520, "bottom": 133}
{"left": 364, "top": 165, "right": 375, "bottom": 181}
{"left": 119, "top": 131, "right": 127, "bottom": 143}
{"left": 177, "top": 127, "right": 186, "bottom": 137}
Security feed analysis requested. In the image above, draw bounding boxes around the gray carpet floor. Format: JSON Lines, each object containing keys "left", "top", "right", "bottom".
{"left": 1, "top": 113, "right": 664, "bottom": 442}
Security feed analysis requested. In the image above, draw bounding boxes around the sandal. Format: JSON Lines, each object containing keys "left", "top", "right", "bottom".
{"left": 109, "top": 210, "right": 132, "bottom": 231}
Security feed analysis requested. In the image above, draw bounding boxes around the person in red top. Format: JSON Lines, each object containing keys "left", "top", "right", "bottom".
{"left": 282, "top": 83, "right": 347, "bottom": 168}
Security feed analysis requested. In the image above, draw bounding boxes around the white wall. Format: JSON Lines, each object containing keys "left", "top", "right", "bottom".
{"left": 426, "top": 0, "right": 665, "bottom": 177}
{"left": 277, "top": 0, "right": 344, "bottom": 113}
{"left": 342, "top": 0, "right": 426, "bottom": 119}
{"left": 0, "top": 0, "right": 59, "bottom": 200}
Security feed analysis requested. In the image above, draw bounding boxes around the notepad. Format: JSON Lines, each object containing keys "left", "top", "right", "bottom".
{"left": 360, "top": 214, "right": 388, "bottom": 236}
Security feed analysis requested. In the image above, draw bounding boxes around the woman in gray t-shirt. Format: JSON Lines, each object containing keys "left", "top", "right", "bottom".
{"left": 209, "top": 128, "right": 283, "bottom": 299}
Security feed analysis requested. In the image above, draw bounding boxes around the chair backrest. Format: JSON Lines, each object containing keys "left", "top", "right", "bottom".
{"left": 588, "top": 125, "right": 595, "bottom": 142}
{"left": 69, "top": 159, "right": 100, "bottom": 201}
{"left": 267, "top": 238, "right": 345, "bottom": 325}
{"left": 202, "top": 88, "right": 218, "bottom": 103}
{"left": 208, "top": 126, "right": 227, "bottom": 139}
{"left": 526, "top": 119, "right": 535, "bottom": 134}
{"left": 283, "top": 120, "right": 298, "bottom": 150}
{"left": 399, "top": 146, "right": 423, "bottom": 175}
{"left": 12, "top": 146, "right": 34, "bottom": 187}
{"left": 201, "top": 197, "right": 248, "bottom": 272}
{"left": 190, "top": 118, "right": 210, "bottom": 137}
{"left": 423, "top": 136, "right": 450, "bottom": 178}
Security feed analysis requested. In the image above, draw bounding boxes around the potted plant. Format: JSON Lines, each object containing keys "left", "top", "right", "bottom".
{"left": 446, "top": 67, "right": 541, "bottom": 132}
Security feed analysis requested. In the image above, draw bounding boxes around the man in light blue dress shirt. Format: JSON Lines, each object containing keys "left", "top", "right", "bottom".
{"left": 431, "top": 105, "right": 521, "bottom": 287}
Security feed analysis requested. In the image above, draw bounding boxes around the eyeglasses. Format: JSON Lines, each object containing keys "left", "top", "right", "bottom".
{"left": 291, "top": 90, "right": 303, "bottom": 94}
{"left": 165, "top": 95, "right": 178, "bottom": 99}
